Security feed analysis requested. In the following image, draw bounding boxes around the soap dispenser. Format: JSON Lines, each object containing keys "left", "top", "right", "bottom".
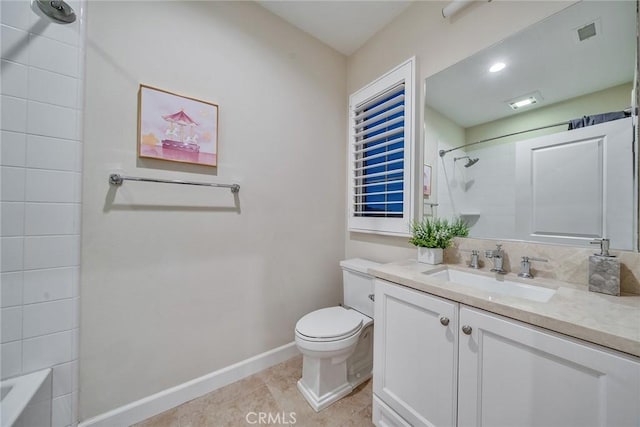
{"left": 588, "top": 238, "right": 620, "bottom": 296}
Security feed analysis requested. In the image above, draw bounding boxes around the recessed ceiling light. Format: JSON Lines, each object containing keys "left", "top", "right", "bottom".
{"left": 489, "top": 62, "right": 506, "bottom": 73}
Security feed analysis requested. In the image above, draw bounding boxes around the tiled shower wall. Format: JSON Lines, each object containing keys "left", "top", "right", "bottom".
{"left": 1, "top": 1, "right": 84, "bottom": 426}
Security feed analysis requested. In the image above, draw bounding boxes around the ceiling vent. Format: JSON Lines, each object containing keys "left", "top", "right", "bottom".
{"left": 577, "top": 22, "right": 597, "bottom": 41}
{"left": 574, "top": 19, "right": 601, "bottom": 43}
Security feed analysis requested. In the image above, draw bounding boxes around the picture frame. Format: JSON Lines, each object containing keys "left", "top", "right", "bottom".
{"left": 138, "top": 84, "right": 219, "bottom": 167}
{"left": 423, "top": 164, "right": 432, "bottom": 196}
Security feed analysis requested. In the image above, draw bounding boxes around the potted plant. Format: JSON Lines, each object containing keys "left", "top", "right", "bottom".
{"left": 409, "top": 217, "right": 469, "bottom": 264}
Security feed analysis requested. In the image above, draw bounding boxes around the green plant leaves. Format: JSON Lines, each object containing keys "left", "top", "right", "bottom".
{"left": 409, "top": 217, "right": 470, "bottom": 249}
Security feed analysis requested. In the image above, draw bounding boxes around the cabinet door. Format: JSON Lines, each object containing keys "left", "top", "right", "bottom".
{"left": 374, "top": 279, "right": 459, "bottom": 427}
{"left": 458, "top": 306, "right": 640, "bottom": 427}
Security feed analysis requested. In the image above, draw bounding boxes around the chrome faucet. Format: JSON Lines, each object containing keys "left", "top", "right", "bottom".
{"left": 485, "top": 244, "right": 507, "bottom": 274}
{"left": 468, "top": 250, "right": 480, "bottom": 269}
{"left": 517, "top": 256, "right": 548, "bottom": 279}
{"left": 460, "top": 249, "right": 481, "bottom": 269}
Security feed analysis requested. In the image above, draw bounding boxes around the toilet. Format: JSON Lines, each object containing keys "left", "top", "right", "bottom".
{"left": 294, "top": 258, "right": 380, "bottom": 411}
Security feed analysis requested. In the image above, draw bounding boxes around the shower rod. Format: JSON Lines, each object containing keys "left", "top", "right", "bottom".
{"left": 109, "top": 173, "right": 240, "bottom": 193}
{"left": 439, "top": 107, "right": 634, "bottom": 157}
{"left": 438, "top": 120, "right": 569, "bottom": 157}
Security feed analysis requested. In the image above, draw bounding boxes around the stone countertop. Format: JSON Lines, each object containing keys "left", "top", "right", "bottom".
{"left": 369, "top": 260, "right": 640, "bottom": 358}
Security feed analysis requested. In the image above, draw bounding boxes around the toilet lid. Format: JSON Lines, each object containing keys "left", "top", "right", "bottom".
{"left": 296, "top": 307, "right": 364, "bottom": 341}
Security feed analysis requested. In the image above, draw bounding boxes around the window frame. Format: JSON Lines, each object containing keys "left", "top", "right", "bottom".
{"left": 347, "top": 57, "right": 416, "bottom": 236}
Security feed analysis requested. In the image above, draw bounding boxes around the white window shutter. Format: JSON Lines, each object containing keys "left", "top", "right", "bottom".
{"left": 348, "top": 58, "right": 416, "bottom": 236}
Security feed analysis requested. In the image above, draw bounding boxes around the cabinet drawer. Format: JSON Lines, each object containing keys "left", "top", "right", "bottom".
{"left": 373, "top": 395, "right": 412, "bottom": 427}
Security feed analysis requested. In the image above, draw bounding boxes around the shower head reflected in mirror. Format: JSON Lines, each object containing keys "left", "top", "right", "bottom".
{"left": 453, "top": 156, "right": 479, "bottom": 168}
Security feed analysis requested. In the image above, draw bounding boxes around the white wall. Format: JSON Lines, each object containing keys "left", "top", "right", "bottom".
{"left": 1, "top": 1, "right": 84, "bottom": 426}
{"left": 81, "top": 1, "right": 346, "bottom": 420}
{"left": 346, "top": 0, "right": 575, "bottom": 261}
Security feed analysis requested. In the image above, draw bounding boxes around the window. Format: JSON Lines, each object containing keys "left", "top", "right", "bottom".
{"left": 348, "top": 58, "right": 416, "bottom": 236}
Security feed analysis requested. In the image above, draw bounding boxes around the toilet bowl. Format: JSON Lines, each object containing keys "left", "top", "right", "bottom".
{"left": 294, "top": 259, "right": 380, "bottom": 412}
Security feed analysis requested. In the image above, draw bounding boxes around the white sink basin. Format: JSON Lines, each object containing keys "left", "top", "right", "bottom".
{"left": 424, "top": 268, "right": 556, "bottom": 303}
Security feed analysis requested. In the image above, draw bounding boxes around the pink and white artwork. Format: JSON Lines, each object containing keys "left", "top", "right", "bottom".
{"left": 138, "top": 85, "right": 218, "bottom": 167}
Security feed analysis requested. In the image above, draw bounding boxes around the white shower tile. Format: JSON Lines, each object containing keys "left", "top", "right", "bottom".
{"left": 70, "top": 267, "right": 79, "bottom": 298}
{"left": 52, "top": 362, "right": 72, "bottom": 397}
{"left": 74, "top": 108, "right": 82, "bottom": 145}
{"left": 28, "top": 67, "right": 78, "bottom": 109}
{"left": 52, "top": 394, "right": 72, "bottom": 427}
{"left": 26, "top": 135, "right": 80, "bottom": 171}
{"left": 24, "top": 235, "right": 79, "bottom": 270}
{"left": 25, "top": 169, "right": 80, "bottom": 203}
{"left": 1, "top": 24, "right": 29, "bottom": 64}
{"left": 23, "top": 299, "right": 73, "bottom": 338}
{"left": 70, "top": 360, "right": 77, "bottom": 391}
{"left": 71, "top": 391, "right": 78, "bottom": 427}
{"left": 1, "top": 166, "right": 25, "bottom": 201}
{"left": 25, "top": 203, "right": 79, "bottom": 235}
{"left": 28, "top": 33, "right": 78, "bottom": 77}
{"left": 22, "top": 330, "right": 72, "bottom": 372}
{"left": 1, "top": 59, "right": 28, "bottom": 98}
{"left": 1, "top": 130, "right": 27, "bottom": 166}
{"left": 30, "top": 6, "right": 80, "bottom": 48}
{"left": 70, "top": 297, "right": 78, "bottom": 329}
{"left": 1, "top": 271, "right": 23, "bottom": 307}
{"left": 26, "top": 101, "right": 78, "bottom": 140}
{"left": 1, "top": 306, "right": 22, "bottom": 342}
{"left": 1, "top": 95, "right": 27, "bottom": 132}
{"left": 23, "top": 267, "right": 76, "bottom": 304}
{"left": 1, "top": 1, "right": 32, "bottom": 31}
{"left": 70, "top": 328, "right": 77, "bottom": 360}
{"left": 1, "top": 340, "right": 22, "bottom": 379}
{"left": 1, "top": 236, "right": 23, "bottom": 272}
{"left": 1, "top": 202, "right": 25, "bottom": 236}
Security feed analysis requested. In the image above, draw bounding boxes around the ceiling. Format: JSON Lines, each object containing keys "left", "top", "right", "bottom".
{"left": 256, "top": 1, "right": 413, "bottom": 56}
{"left": 426, "top": 1, "right": 636, "bottom": 128}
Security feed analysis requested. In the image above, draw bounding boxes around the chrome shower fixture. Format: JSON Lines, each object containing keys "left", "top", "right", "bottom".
{"left": 34, "top": 0, "right": 76, "bottom": 24}
{"left": 453, "top": 156, "right": 479, "bottom": 168}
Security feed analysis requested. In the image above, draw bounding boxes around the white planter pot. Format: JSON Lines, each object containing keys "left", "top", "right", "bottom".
{"left": 417, "top": 247, "right": 443, "bottom": 265}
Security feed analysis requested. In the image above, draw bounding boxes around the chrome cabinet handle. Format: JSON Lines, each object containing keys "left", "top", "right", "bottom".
{"left": 462, "top": 325, "right": 472, "bottom": 335}
{"left": 368, "top": 294, "right": 375, "bottom": 302}
{"left": 440, "top": 316, "right": 450, "bottom": 326}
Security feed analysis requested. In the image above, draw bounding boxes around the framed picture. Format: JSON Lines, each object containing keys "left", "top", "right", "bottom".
{"left": 138, "top": 84, "right": 219, "bottom": 167}
{"left": 423, "top": 164, "right": 432, "bottom": 196}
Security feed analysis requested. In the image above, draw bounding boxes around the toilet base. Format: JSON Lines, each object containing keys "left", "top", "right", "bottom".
{"left": 297, "top": 372, "right": 372, "bottom": 412}
{"left": 296, "top": 323, "right": 374, "bottom": 412}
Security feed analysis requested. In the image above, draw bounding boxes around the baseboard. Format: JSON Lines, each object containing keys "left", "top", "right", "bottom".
{"left": 78, "top": 342, "right": 300, "bottom": 427}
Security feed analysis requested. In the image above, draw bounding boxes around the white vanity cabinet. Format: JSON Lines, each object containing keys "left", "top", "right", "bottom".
{"left": 373, "top": 279, "right": 640, "bottom": 427}
{"left": 457, "top": 306, "right": 640, "bottom": 427}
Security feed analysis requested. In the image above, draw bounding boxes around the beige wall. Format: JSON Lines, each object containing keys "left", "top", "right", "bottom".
{"left": 81, "top": 1, "right": 346, "bottom": 419}
{"left": 346, "top": 0, "right": 575, "bottom": 261}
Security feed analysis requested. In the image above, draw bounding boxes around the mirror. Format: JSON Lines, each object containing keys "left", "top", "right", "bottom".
{"left": 424, "top": 1, "right": 638, "bottom": 251}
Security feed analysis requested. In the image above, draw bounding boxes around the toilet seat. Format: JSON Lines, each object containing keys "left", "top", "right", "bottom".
{"left": 295, "top": 307, "right": 366, "bottom": 342}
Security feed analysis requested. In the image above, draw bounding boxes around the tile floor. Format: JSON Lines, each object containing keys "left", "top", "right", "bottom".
{"left": 133, "top": 355, "right": 374, "bottom": 427}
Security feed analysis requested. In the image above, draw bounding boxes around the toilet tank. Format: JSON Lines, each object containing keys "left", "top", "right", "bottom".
{"left": 340, "top": 258, "right": 381, "bottom": 318}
